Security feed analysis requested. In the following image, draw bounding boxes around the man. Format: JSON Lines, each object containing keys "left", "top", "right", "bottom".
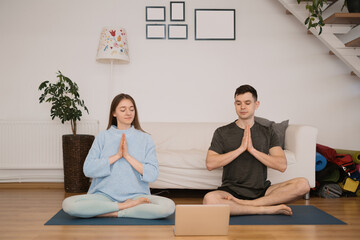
{"left": 203, "top": 84, "right": 310, "bottom": 215}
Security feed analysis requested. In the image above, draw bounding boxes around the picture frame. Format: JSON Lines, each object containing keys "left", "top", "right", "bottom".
{"left": 146, "top": 6, "right": 166, "bottom": 22}
{"left": 194, "top": 9, "right": 236, "bottom": 40}
{"left": 170, "top": 1, "right": 185, "bottom": 21}
{"left": 168, "top": 24, "right": 188, "bottom": 40}
{"left": 146, "top": 24, "right": 166, "bottom": 39}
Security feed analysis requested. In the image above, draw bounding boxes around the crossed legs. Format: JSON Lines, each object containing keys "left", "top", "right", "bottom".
{"left": 62, "top": 194, "right": 175, "bottom": 219}
{"left": 97, "top": 197, "right": 150, "bottom": 217}
{"left": 203, "top": 177, "right": 310, "bottom": 216}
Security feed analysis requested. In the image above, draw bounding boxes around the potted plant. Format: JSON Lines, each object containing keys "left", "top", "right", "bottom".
{"left": 298, "top": 0, "right": 360, "bottom": 35}
{"left": 38, "top": 71, "right": 94, "bottom": 193}
{"left": 297, "top": 0, "right": 328, "bottom": 35}
{"left": 342, "top": 0, "right": 360, "bottom": 13}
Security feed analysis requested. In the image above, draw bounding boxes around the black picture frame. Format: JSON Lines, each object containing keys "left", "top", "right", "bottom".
{"left": 146, "top": 24, "right": 166, "bottom": 39}
{"left": 194, "top": 9, "right": 236, "bottom": 41}
{"left": 168, "top": 24, "right": 188, "bottom": 40}
{"left": 146, "top": 6, "right": 166, "bottom": 22}
{"left": 170, "top": 1, "right": 185, "bottom": 21}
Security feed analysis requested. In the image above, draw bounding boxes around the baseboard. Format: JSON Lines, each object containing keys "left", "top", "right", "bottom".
{"left": 0, "top": 169, "right": 64, "bottom": 182}
{"left": 0, "top": 182, "right": 64, "bottom": 189}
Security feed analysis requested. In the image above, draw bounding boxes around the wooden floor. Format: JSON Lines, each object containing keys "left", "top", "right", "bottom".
{"left": 0, "top": 186, "right": 359, "bottom": 240}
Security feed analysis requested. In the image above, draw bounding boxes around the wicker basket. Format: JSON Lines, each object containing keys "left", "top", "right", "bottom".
{"left": 62, "top": 134, "right": 94, "bottom": 193}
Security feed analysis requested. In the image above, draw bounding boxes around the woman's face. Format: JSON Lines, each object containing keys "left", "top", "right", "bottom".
{"left": 113, "top": 98, "right": 135, "bottom": 129}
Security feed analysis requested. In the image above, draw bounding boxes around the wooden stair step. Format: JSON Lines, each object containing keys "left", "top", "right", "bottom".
{"left": 345, "top": 37, "right": 360, "bottom": 47}
{"left": 324, "top": 13, "right": 360, "bottom": 24}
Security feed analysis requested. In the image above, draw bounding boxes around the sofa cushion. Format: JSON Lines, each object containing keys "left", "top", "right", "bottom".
{"left": 143, "top": 122, "right": 224, "bottom": 151}
{"left": 255, "top": 116, "right": 289, "bottom": 149}
{"left": 156, "top": 149, "right": 296, "bottom": 171}
{"left": 284, "top": 150, "right": 296, "bottom": 165}
{"left": 150, "top": 165, "right": 223, "bottom": 189}
{"left": 156, "top": 149, "right": 207, "bottom": 169}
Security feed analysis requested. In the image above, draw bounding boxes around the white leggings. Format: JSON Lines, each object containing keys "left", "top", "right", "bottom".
{"left": 62, "top": 193, "right": 175, "bottom": 219}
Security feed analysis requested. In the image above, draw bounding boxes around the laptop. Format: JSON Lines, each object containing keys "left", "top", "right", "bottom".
{"left": 174, "top": 204, "right": 230, "bottom": 236}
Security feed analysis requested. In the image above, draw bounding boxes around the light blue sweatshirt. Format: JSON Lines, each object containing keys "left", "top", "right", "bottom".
{"left": 83, "top": 125, "right": 159, "bottom": 202}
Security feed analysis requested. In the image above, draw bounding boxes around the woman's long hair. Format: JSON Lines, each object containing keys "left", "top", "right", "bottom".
{"left": 106, "top": 93, "right": 145, "bottom": 132}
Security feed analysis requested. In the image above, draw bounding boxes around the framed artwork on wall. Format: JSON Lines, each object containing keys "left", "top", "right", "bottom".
{"left": 168, "top": 24, "right": 188, "bottom": 40}
{"left": 170, "top": 1, "right": 185, "bottom": 21}
{"left": 146, "top": 24, "right": 166, "bottom": 39}
{"left": 194, "top": 9, "right": 236, "bottom": 40}
{"left": 146, "top": 6, "right": 166, "bottom": 21}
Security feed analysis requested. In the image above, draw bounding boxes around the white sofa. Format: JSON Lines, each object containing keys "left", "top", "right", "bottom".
{"left": 141, "top": 122, "right": 318, "bottom": 189}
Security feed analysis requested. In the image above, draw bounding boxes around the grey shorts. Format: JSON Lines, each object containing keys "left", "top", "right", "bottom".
{"left": 217, "top": 181, "right": 271, "bottom": 200}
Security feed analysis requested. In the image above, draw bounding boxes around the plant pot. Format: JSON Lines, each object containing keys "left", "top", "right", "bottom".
{"left": 62, "top": 134, "right": 95, "bottom": 193}
{"left": 347, "top": 0, "right": 360, "bottom": 13}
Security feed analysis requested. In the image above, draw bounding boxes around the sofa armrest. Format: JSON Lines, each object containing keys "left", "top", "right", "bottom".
{"left": 285, "top": 125, "right": 318, "bottom": 160}
{"left": 284, "top": 125, "right": 318, "bottom": 188}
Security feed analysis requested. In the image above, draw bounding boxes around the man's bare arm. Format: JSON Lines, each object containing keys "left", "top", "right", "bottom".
{"left": 248, "top": 146, "right": 287, "bottom": 172}
{"left": 206, "top": 148, "right": 245, "bottom": 171}
{"left": 244, "top": 125, "right": 287, "bottom": 172}
{"left": 206, "top": 124, "right": 253, "bottom": 171}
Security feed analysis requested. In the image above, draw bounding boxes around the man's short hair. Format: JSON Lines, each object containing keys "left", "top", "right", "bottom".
{"left": 234, "top": 84, "right": 258, "bottom": 101}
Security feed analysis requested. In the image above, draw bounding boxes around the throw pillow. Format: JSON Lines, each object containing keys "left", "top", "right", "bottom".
{"left": 254, "top": 116, "right": 289, "bottom": 149}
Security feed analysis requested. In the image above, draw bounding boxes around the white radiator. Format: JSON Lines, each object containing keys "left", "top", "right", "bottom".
{"left": 0, "top": 120, "right": 99, "bottom": 170}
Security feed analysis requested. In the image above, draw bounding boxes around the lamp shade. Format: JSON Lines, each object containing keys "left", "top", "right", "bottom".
{"left": 96, "top": 27, "right": 129, "bottom": 63}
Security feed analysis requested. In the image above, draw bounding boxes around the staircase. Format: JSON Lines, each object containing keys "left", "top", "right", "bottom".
{"left": 278, "top": 0, "right": 360, "bottom": 78}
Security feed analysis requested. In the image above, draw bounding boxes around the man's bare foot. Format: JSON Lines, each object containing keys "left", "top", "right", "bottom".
{"left": 118, "top": 197, "right": 150, "bottom": 210}
{"left": 224, "top": 195, "right": 234, "bottom": 201}
{"left": 225, "top": 195, "right": 266, "bottom": 207}
{"left": 261, "top": 204, "right": 293, "bottom": 216}
{"left": 224, "top": 195, "right": 254, "bottom": 206}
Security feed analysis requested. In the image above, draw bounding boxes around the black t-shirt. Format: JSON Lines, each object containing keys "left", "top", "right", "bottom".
{"left": 209, "top": 121, "right": 280, "bottom": 199}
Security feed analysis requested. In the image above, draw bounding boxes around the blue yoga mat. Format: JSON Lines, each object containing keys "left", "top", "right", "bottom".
{"left": 45, "top": 205, "right": 346, "bottom": 226}
{"left": 316, "top": 152, "right": 327, "bottom": 171}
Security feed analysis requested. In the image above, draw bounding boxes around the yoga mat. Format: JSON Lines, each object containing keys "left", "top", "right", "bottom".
{"left": 335, "top": 149, "right": 360, "bottom": 164}
{"left": 322, "top": 168, "right": 340, "bottom": 183}
{"left": 316, "top": 152, "right": 327, "bottom": 171}
{"left": 229, "top": 205, "right": 345, "bottom": 225}
{"left": 45, "top": 210, "right": 174, "bottom": 225}
{"left": 45, "top": 205, "right": 346, "bottom": 226}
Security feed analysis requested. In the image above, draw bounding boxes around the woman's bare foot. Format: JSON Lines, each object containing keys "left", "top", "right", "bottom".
{"left": 96, "top": 198, "right": 150, "bottom": 218}
{"left": 118, "top": 197, "right": 150, "bottom": 210}
{"left": 97, "top": 211, "right": 118, "bottom": 218}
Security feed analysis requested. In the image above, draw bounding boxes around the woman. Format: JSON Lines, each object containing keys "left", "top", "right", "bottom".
{"left": 62, "top": 93, "right": 175, "bottom": 219}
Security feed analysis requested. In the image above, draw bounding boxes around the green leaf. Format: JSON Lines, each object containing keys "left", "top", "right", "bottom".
{"left": 38, "top": 70, "right": 89, "bottom": 133}
{"left": 38, "top": 81, "right": 49, "bottom": 90}
{"left": 298, "top": 0, "right": 326, "bottom": 35}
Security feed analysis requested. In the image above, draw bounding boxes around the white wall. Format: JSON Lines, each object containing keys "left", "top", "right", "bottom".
{"left": 0, "top": 0, "right": 359, "bottom": 152}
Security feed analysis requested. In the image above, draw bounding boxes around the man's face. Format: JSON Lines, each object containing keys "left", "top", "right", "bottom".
{"left": 234, "top": 92, "right": 259, "bottom": 120}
